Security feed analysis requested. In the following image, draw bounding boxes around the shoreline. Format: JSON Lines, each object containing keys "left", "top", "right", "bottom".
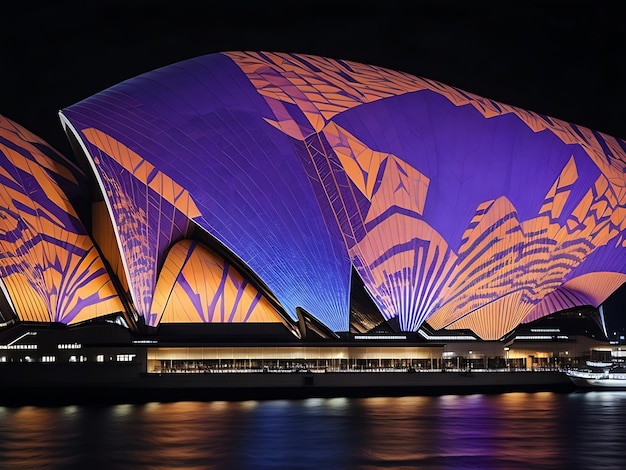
{"left": 0, "top": 370, "right": 577, "bottom": 406}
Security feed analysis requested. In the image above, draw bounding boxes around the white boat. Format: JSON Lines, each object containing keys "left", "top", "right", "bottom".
{"left": 566, "top": 365, "right": 626, "bottom": 389}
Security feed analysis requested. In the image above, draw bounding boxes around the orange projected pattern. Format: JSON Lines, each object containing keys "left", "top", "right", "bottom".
{"left": 151, "top": 240, "right": 286, "bottom": 325}
{"left": 92, "top": 201, "right": 129, "bottom": 293}
{"left": 79, "top": 128, "right": 196, "bottom": 324}
{"left": 230, "top": 52, "right": 626, "bottom": 340}
{"left": 311, "top": 123, "right": 449, "bottom": 328}
{"left": 226, "top": 52, "right": 625, "bottom": 185}
{"left": 429, "top": 163, "right": 626, "bottom": 338}
{"left": 81, "top": 128, "right": 201, "bottom": 219}
{"left": 226, "top": 51, "right": 425, "bottom": 139}
{"left": 0, "top": 116, "right": 123, "bottom": 323}
{"left": 524, "top": 272, "right": 626, "bottom": 323}
{"left": 324, "top": 122, "right": 430, "bottom": 222}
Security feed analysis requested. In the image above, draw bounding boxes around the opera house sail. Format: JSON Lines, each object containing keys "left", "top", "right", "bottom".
{"left": 0, "top": 115, "right": 123, "bottom": 325}
{"left": 2, "top": 51, "right": 626, "bottom": 346}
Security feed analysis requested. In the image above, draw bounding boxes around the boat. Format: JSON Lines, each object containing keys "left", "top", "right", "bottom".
{"left": 566, "top": 361, "right": 626, "bottom": 390}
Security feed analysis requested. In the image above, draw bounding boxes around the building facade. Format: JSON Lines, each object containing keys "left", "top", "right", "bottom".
{"left": 1, "top": 52, "right": 626, "bottom": 365}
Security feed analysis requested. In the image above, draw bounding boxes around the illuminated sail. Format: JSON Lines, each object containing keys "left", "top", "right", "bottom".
{"left": 59, "top": 52, "right": 626, "bottom": 338}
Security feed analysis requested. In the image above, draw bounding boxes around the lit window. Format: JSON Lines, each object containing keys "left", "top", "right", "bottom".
{"left": 96, "top": 355, "right": 104, "bottom": 362}
{"left": 41, "top": 356, "right": 56, "bottom": 362}
{"left": 514, "top": 335, "right": 554, "bottom": 340}
{"left": 116, "top": 354, "right": 136, "bottom": 362}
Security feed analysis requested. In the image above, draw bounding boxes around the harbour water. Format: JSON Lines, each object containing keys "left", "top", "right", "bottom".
{"left": 1, "top": 391, "right": 626, "bottom": 469}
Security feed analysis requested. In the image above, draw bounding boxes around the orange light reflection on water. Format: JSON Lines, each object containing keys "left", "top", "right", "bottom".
{"left": 2, "top": 392, "right": 626, "bottom": 469}
{"left": 353, "top": 393, "right": 570, "bottom": 469}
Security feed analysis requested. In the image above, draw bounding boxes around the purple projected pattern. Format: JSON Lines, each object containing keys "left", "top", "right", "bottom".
{"left": 226, "top": 52, "right": 626, "bottom": 339}
{"left": 227, "top": 52, "right": 626, "bottom": 339}
{"left": 152, "top": 239, "right": 290, "bottom": 325}
{"left": 0, "top": 115, "right": 123, "bottom": 323}
{"left": 65, "top": 126, "right": 196, "bottom": 326}
{"left": 61, "top": 52, "right": 626, "bottom": 339}
{"left": 61, "top": 54, "right": 350, "bottom": 331}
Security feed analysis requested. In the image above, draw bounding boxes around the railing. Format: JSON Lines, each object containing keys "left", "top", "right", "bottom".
{"left": 150, "top": 366, "right": 564, "bottom": 374}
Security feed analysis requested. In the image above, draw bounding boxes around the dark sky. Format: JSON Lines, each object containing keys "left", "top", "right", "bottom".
{"left": 3, "top": 1, "right": 624, "bottom": 151}
{"left": 2, "top": 1, "right": 626, "bottom": 328}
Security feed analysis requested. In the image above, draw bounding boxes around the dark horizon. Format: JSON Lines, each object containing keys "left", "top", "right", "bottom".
{"left": 2, "top": 0, "right": 625, "bottom": 331}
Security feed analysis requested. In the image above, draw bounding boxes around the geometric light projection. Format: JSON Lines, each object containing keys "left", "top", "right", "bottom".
{"left": 226, "top": 51, "right": 626, "bottom": 340}
{"left": 0, "top": 115, "right": 123, "bottom": 324}
{"left": 58, "top": 123, "right": 196, "bottom": 326}
{"left": 58, "top": 51, "right": 626, "bottom": 339}
{"left": 60, "top": 54, "right": 351, "bottom": 332}
{"left": 91, "top": 201, "right": 130, "bottom": 295}
{"left": 151, "top": 239, "right": 292, "bottom": 327}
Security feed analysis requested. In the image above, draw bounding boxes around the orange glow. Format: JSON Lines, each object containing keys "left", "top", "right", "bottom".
{"left": 151, "top": 240, "right": 287, "bottom": 325}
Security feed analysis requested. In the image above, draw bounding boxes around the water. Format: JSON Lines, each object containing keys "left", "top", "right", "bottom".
{"left": 1, "top": 391, "right": 626, "bottom": 469}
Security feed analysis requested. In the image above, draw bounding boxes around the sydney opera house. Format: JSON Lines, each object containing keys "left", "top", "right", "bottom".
{"left": 1, "top": 51, "right": 625, "bottom": 384}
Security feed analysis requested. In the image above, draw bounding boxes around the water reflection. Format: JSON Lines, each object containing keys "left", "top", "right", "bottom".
{"left": 1, "top": 392, "right": 625, "bottom": 469}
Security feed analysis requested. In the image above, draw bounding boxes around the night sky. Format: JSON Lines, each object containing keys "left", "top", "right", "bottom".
{"left": 2, "top": 1, "right": 625, "bottom": 331}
